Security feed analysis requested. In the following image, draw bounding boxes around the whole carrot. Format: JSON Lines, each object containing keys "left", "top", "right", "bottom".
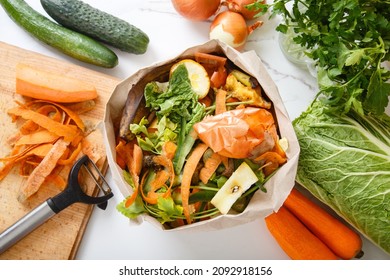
{"left": 265, "top": 206, "right": 339, "bottom": 260}
{"left": 284, "top": 188, "right": 363, "bottom": 259}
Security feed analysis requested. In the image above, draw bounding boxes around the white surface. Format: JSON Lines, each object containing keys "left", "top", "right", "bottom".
{"left": 0, "top": 0, "right": 389, "bottom": 260}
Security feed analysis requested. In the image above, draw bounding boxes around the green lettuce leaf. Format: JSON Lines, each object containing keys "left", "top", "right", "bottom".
{"left": 130, "top": 115, "right": 177, "bottom": 154}
{"left": 144, "top": 64, "right": 205, "bottom": 132}
{"left": 117, "top": 195, "right": 146, "bottom": 219}
{"left": 293, "top": 101, "right": 390, "bottom": 254}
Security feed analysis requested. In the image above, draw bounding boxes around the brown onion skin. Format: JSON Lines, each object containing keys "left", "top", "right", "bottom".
{"left": 210, "top": 11, "right": 248, "bottom": 50}
{"left": 224, "top": 0, "right": 266, "bottom": 20}
{"left": 171, "top": 0, "right": 221, "bottom": 21}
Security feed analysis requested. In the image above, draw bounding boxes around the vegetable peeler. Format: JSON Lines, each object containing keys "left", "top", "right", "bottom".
{"left": 0, "top": 155, "right": 113, "bottom": 255}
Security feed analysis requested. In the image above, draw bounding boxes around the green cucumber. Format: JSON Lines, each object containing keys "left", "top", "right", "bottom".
{"left": 40, "top": 0, "right": 150, "bottom": 54}
{"left": 0, "top": 0, "right": 118, "bottom": 68}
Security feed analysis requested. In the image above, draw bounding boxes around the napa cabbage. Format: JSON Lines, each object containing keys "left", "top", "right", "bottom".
{"left": 293, "top": 101, "right": 390, "bottom": 255}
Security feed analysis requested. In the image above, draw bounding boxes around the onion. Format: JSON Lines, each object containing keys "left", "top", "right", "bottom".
{"left": 223, "top": 0, "right": 266, "bottom": 20}
{"left": 209, "top": 11, "right": 262, "bottom": 50}
{"left": 171, "top": 0, "right": 221, "bottom": 21}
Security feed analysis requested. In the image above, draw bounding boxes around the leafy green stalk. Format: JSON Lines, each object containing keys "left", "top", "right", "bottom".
{"left": 143, "top": 64, "right": 206, "bottom": 174}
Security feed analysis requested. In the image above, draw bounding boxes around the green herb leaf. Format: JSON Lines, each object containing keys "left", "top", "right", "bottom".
{"left": 366, "top": 70, "right": 390, "bottom": 115}
{"left": 268, "top": 0, "right": 390, "bottom": 115}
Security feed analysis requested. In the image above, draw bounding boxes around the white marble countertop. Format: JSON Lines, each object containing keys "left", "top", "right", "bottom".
{"left": 1, "top": 0, "right": 389, "bottom": 260}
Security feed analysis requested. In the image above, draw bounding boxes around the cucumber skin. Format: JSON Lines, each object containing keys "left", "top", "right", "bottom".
{"left": 0, "top": 0, "right": 118, "bottom": 68}
{"left": 41, "top": 0, "right": 150, "bottom": 55}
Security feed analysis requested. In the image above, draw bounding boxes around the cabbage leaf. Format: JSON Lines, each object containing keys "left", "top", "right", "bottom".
{"left": 293, "top": 101, "right": 390, "bottom": 254}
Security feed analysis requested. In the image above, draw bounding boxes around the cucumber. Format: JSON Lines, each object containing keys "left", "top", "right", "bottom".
{"left": 41, "top": 0, "right": 150, "bottom": 55}
{"left": 0, "top": 0, "right": 118, "bottom": 68}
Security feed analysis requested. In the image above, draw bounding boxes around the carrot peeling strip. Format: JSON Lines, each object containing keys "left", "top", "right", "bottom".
{"left": 8, "top": 107, "right": 79, "bottom": 142}
{"left": 15, "top": 130, "right": 59, "bottom": 146}
{"left": 65, "top": 100, "right": 96, "bottom": 115}
{"left": 181, "top": 143, "right": 208, "bottom": 224}
{"left": 131, "top": 144, "right": 143, "bottom": 176}
{"left": 124, "top": 170, "right": 140, "bottom": 208}
{"left": 150, "top": 169, "right": 170, "bottom": 190}
{"left": 0, "top": 144, "right": 52, "bottom": 162}
{"left": 115, "top": 140, "right": 134, "bottom": 172}
{"left": 215, "top": 88, "right": 227, "bottom": 115}
{"left": 152, "top": 155, "right": 175, "bottom": 189}
{"left": 33, "top": 100, "right": 86, "bottom": 131}
{"left": 57, "top": 142, "right": 82, "bottom": 165}
{"left": 255, "top": 151, "right": 287, "bottom": 176}
{"left": 0, "top": 144, "right": 54, "bottom": 181}
{"left": 18, "top": 138, "right": 69, "bottom": 201}
{"left": 45, "top": 173, "right": 67, "bottom": 190}
{"left": 138, "top": 155, "right": 175, "bottom": 206}
{"left": 199, "top": 151, "right": 223, "bottom": 184}
{"left": 20, "top": 120, "right": 39, "bottom": 135}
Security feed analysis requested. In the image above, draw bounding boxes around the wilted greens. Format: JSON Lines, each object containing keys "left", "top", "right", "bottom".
{"left": 293, "top": 101, "right": 390, "bottom": 254}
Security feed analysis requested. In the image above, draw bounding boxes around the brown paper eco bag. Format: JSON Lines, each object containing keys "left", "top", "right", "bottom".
{"left": 103, "top": 40, "right": 300, "bottom": 231}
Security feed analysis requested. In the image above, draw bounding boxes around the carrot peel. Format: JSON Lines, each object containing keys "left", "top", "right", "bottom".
{"left": 181, "top": 143, "right": 208, "bottom": 224}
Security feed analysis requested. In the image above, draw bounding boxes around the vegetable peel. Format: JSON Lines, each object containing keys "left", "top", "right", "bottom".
{"left": 193, "top": 107, "right": 279, "bottom": 159}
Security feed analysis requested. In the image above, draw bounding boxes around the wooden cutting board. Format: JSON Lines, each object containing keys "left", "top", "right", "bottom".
{"left": 0, "top": 41, "right": 120, "bottom": 260}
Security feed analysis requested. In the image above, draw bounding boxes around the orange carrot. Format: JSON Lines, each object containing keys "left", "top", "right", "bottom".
{"left": 215, "top": 88, "right": 227, "bottom": 115}
{"left": 283, "top": 188, "right": 363, "bottom": 259}
{"left": 265, "top": 206, "right": 339, "bottom": 260}
{"left": 162, "top": 141, "right": 177, "bottom": 160}
{"left": 16, "top": 63, "right": 97, "bottom": 103}
{"left": 199, "top": 151, "right": 223, "bottom": 184}
{"left": 181, "top": 142, "right": 208, "bottom": 224}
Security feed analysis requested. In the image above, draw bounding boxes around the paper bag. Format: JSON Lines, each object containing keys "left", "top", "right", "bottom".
{"left": 103, "top": 40, "right": 300, "bottom": 231}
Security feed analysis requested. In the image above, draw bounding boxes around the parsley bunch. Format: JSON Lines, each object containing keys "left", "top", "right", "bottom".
{"left": 262, "top": 0, "right": 390, "bottom": 115}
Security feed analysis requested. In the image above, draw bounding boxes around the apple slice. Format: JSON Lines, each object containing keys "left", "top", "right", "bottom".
{"left": 211, "top": 161, "right": 258, "bottom": 214}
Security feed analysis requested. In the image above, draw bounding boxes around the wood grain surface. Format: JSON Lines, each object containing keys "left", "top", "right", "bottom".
{"left": 0, "top": 41, "right": 120, "bottom": 260}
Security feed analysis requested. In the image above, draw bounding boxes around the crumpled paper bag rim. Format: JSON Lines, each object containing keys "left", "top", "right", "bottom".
{"left": 103, "top": 39, "right": 300, "bottom": 232}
